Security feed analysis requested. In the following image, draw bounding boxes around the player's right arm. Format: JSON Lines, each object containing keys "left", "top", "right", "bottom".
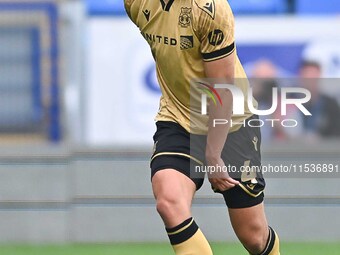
{"left": 193, "top": 0, "right": 239, "bottom": 191}
{"left": 124, "top": 0, "right": 138, "bottom": 23}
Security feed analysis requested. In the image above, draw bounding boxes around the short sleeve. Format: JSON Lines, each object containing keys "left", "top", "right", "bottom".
{"left": 193, "top": 0, "right": 235, "bottom": 62}
{"left": 124, "top": 0, "right": 135, "bottom": 21}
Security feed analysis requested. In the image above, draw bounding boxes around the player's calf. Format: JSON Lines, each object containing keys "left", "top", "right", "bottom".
{"left": 240, "top": 226, "right": 280, "bottom": 255}
{"left": 228, "top": 202, "right": 280, "bottom": 255}
{"left": 250, "top": 227, "right": 280, "bottom": 255}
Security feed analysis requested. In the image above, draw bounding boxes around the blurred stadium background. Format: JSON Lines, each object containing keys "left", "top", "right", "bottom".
{"left": 0, "top": 0, "right": 340, "bottom": 254}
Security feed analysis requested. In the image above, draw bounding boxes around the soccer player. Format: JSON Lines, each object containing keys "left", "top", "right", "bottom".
{"left": 124, "top": 0, "right": 280, "bottom": 254}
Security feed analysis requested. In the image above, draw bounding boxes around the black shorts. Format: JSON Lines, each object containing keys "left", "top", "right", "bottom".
{"left": 150, "top": 116, "right": 265, "bottom": 209}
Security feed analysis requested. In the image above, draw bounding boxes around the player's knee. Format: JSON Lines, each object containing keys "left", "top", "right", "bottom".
{"left": 238, "top": 226, "right": 268, "bottom": 254}
{"left": 156, "top": 197, "right": 177, "bottom": 217}
{"left": 156, "top": 195, "right": 186, "bottom": 219}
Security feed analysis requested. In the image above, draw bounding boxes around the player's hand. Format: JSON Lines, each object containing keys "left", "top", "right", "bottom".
{"left": 206, "top": 155, "right": 239, "bottom": 191}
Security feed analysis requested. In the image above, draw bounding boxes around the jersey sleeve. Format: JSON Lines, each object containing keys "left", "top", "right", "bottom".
{"left": 193, "top": 0, "right": 235, "bottom": 62}
{"left": 124, "top": 0, "right": 136, "bottom": 22}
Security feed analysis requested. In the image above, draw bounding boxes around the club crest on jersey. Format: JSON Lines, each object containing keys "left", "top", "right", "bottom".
{"left": 179, "top": 7, "right": 192, "bottom": 27}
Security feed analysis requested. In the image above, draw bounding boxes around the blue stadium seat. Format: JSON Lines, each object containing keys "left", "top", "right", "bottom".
{"left": 296, "top": 0, "right": 340, "bottom": 14}
{"left": 228, "top": 0, "right": 287, "bottom": 14}
{"left": 86, "top": 0, "right": 125, "bottom": 16}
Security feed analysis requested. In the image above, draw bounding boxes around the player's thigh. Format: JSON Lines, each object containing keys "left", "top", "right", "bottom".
{"left": 152, "top": 168, "right": 196, "bottom": 227}
{"left": 228, "top": 202, "right": 268, "bottom": 244}
{"left": 150, "top": 121, "right": 205, "bottom": 227}
{"left": 151, "top": 121, "right": 205, "bottom": 196}
{"left": 152, "top": 168, "right": 196, "bottom": 204}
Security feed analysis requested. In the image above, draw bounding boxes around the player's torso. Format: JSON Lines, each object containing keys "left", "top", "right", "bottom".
{"left": 133, "top": 0, "right": 203, "bottom": 106}
{"left": 129, "top": 0, "right": 254, "bottom": 133}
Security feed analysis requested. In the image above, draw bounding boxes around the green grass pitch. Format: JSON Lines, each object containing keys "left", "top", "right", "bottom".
{"left": 1, "top": 243, "right": 339, "bottom": 255}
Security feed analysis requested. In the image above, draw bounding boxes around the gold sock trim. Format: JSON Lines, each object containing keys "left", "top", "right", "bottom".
{"left": 167, "top": 218, "right": 194, "bottom": 235}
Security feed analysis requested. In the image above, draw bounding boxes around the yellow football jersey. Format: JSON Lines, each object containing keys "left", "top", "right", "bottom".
{"left": 125, "top": 0, "right": 255, "bottom": 134}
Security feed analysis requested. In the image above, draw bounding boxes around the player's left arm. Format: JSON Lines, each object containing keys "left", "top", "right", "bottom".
{"left": 193, "top": 0, "right": 239, "bottom": 190}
